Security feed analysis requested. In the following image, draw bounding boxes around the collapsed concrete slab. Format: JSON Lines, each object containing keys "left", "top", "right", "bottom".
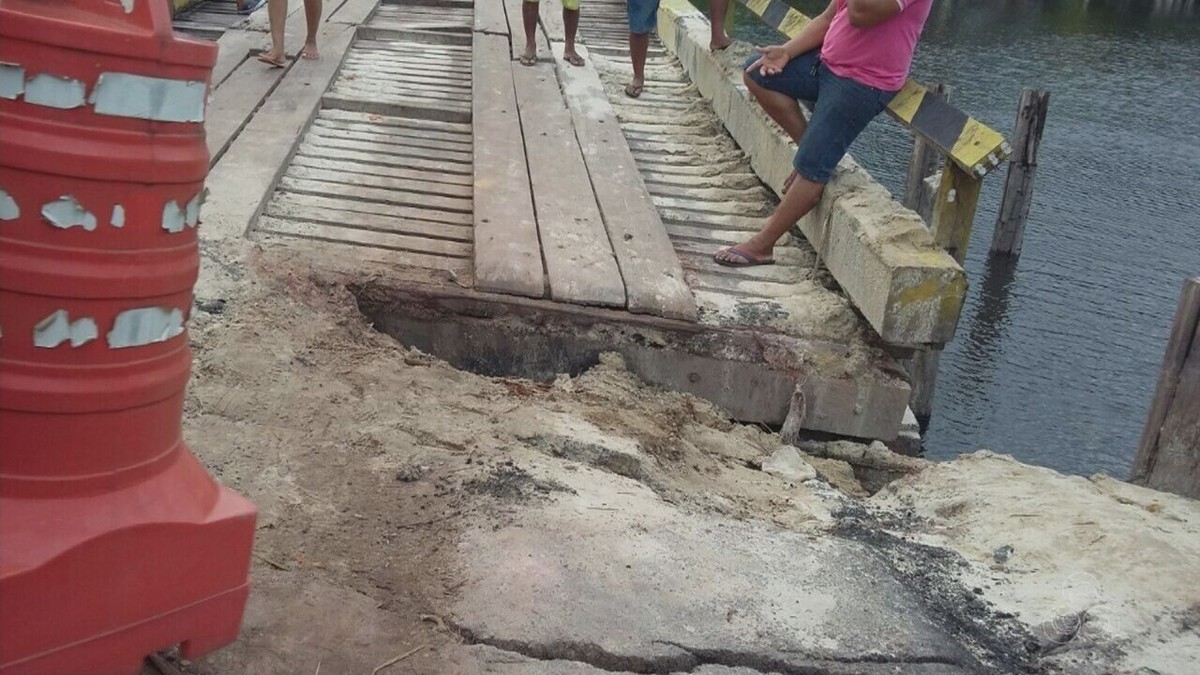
{"left": 656, "top": 0, "right": 967, "bottom": 347}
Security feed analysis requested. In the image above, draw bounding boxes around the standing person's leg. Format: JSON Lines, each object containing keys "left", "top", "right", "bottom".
{"left": 302, "top": 0, "right": 322, "bottom": 59}
{"left": 716, "top": 63, "right": 894, "bottom": 266}
{"left": 520, "top": 0, "right": 540, "bottom": 65}
{"left": 258, "top": 0, "right": 288, "bottom": 67}
{"left": 709, "top": 0, "right": 732, "bottom": 51}
{"left": 625, "top": 0, "right": 659, "bottom": 97}
{"left": 561, "top": 0, "right": 584, "bottom": 66}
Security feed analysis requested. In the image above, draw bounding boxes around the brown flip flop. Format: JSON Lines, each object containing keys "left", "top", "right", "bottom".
{"left": 257, "top": 53, "right": 286, "bottom": 68}
{"left": 714, "top": 246, "right": 775, "bottom": 267}
{"left": 563, "top": 52, "right": 585, "bottom": 67}
{"left": 624, "top": 83, "right": 644, "bottom": 99}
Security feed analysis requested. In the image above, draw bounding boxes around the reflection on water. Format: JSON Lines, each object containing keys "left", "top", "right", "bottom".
{"left": 692, "top": 0, "right": 1200, "bottom": 476}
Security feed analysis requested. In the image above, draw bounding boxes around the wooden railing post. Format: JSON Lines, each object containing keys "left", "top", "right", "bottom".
{"left": 1131, "top": 277, "right": 1200, "bottom": 497}
{"left": 992, "top": 88, "right": 1050, "bottom": 257}
{"left": 904, "top": 83, "right": 950, "bottom": 220}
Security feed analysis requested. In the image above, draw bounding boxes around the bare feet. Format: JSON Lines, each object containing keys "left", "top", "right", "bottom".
{"left": 710, "top": 34, "right": 733, "bottom": 51}
{"left": 302, "top": 41, "right": 319, "bottom": 60}
{"left": 562, "top": 50, "right": 585, "bottom": 67}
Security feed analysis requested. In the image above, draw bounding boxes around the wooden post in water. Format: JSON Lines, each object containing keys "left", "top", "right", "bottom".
{"left": 992, "top": 88, "right": 1050, "bottom": 257}
{"left": 1131, "top": 277, "right": 1200, "bottom": 498}
{"left": 903, "top": 83, "right": 949, "bottom": 220}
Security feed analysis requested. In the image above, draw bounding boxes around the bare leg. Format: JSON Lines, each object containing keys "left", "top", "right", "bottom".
{"left": 709, "top": 0, "right": 732, "bottom": 51}
{"left": 743, "top": 70, "right": 807, "bottom": 142}
{"left": 562, "top": 7, "right": 584, "bottom": 65}
{"left": 628, "top": 32, "right": 650, "bottom": 93}
{"left": 261, "top": 0, "right": 288, "bottom": 64}
{"left": 302, "top": 0, "right": 321, "bottom": 59}
{"left": 715, "top": 176, "right": 825, "bottom": 262}
{"left": 520, "top": 1, "right": 539, "bottom": 64}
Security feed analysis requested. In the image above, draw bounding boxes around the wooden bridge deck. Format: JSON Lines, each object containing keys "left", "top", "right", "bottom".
{"left": 188, "top": 0, "right": 914, "bottom": 441}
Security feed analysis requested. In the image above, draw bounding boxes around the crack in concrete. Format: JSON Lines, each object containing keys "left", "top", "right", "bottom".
{"left": 458, "top": 625, "right": 968, "bottom": 674}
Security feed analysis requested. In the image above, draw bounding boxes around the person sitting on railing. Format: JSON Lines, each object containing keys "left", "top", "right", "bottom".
{"left": 713, "top": 0, "right": 932, "bottom": 267}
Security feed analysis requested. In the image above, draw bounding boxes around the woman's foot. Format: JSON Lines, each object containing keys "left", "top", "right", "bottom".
{"left": 710, "top": 34, "right": 732, "bottom": 51}
{"left": 624, "top": 81, "right": 644, "bottom": 98}
{"left": 713, "top": 244, "right": 775, "bottom": 267}
{"left": 562, "top": 49, "right": 585, "bottom": 67}
{"left": 302, "top": 41, "right": 319, "bottom": 60}
{"left": 519, "top": 46, "right": 537, "bottom": 66}
{"left": 257, "top": 51, "right": 286, "bottom": 68}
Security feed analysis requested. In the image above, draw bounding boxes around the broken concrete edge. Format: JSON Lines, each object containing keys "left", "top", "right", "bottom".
{"left": 346, "top": 274, "right": 909, "bottom": 440}
{"left": 656, "top": 0, "right": 968, "bottom": 347}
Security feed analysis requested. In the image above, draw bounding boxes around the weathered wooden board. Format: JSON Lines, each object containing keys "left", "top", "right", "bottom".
{"left": 269, "top": 192, "right": 473, "bottom": 229}
{"left": 257, "top": 216, "right": 472, "bottom": 258}
{"left": 471, "top": 33, "right": 547, "bottom": 298}
{"left": 512, "top": 63, "right": 625, "bottom": 308}
{"left": 551, "top": 44, "right": 696, "bottom": 320}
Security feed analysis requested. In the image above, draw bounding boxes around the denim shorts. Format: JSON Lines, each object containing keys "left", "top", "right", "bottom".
{"left": 627, "top": 0, "right": 660, "bottom": 35}
{"left": 744, "top": 50, "right": 896, "bottom": 184}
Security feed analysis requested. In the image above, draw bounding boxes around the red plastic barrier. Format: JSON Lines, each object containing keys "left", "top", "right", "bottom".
{"left": 0, "top": 1, "right": 257, "bottom": 673}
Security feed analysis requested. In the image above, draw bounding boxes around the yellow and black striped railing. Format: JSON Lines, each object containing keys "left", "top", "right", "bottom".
{"left": 737, "top": 0, "right": 1010, "bottom": 178}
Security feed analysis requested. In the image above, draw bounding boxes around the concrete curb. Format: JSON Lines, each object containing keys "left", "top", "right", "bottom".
{"left": 656, "top": 0, "right": 967, "bottom": 347}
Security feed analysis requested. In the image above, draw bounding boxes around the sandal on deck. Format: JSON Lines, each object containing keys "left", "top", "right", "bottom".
{"left": 714, "top": 246, "right": 775, "bottom": 268}
{"left": 519, "top": 54, "right": 537, "bottom": 67}
{"left": 624, "top": 83, "right": 644, "bottom": 99}
{"left": 257, "top": 53, "right": 286, "bottom": 68}
{"left": 563, "top": 52, "right": 585, "bottom": 67}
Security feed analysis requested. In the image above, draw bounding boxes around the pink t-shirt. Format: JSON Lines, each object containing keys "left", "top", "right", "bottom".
{"left": 820, "top": 0, "right": 933, "bottom": 92}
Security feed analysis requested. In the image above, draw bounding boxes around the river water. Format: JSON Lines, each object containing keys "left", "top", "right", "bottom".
{"left": 691, "top": 0, "right": 1200, "bottom": 477}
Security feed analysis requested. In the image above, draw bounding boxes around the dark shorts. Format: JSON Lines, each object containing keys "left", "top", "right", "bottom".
{"left": 627, "top": 0, "right": 660, "bottom": 35}
{"left": 744, "top": 50, "right": 896, "bottom": 184}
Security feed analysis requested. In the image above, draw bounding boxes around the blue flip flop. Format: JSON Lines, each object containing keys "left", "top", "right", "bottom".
{"left": 238, "top": 0, "right": 267, "bottom": 14}
{"left": 714, "top": 246, "right": 775, "bottom": 267}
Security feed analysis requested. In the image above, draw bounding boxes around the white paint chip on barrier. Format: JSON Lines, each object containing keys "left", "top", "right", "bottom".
{"left": 111, "top": 204, "right": 126, "bottom": 228}
{"left": 42, "top": 196, "right": 97, "bottom": 231}
{"left": 0, "top": 189, "right": 18, "bottom": 221}
{"left": 162, "top": 200, "right": 186, "bottom": 233}
{"left": 34, "top": 310, "right": 99, "bottom": 348}
{"left": 25, "top": 74, "right": 87, "bottom": 109}
{"left": 107, "top": 307, "right": 185, "bottom": 349}
{"left": 120, "top": 0, "right": 135, "bottom": 13}
{"left": 185, "top": 193, "right": 202, "bottom": 227}
{"left": 91, "top": 73, "right": 206, "bottom": 123}
{"left": 0, "top": 63, "right": 24, "bottom": 100}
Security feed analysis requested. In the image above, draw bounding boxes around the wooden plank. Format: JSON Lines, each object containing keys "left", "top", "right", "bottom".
{"left": 311, "top": 118, "right": 472, "bottom": 147}
{"left": 476, "top": 0, "right": 510, "bottom": 34}
{"left": 551, "top": 44, "right": 696, "bottom": 320}
{"left": 992, "top": 88, "right": 1050, "bottom": 257}
{"left": 358, "top": 25, "right": 473, "bottom": 47}
{"left": 211, "top": 29, "right": 261, "bottom": 88}
{"left": 471, "top": 33, "right": 546, "bottom": 298}
{"left": 286, "top": 164, "right": 473, "bottom": 200}
{"left": 331, "top": 79, "right": 474, "bottom": 105}
{"left": 297, "top": 142, "right": 472, "bottom": 176}
{"left": 512, "top": 63, "right": 625, "bottom": 308}
{"left": 1144, "top": 327, "right": 1200, "bottom": 499}
{"left": 206, "top": 57, "right": 287, "bottom": 163}
{"left": 269, "top": 192, "right": 473, "bottom": 229}
{"left": 278, "top": 176, "right": 472, "bottom": 214}
{"left": 202, "top": 21, "right": 356, "bottom": 242}
{"left": 1132, "top": 277, "right": 1200, "bottom": 492}
{"left": 904, "top": 83, "right": 949, "bottom": 221}
{"left": 338, "top": 64, "right": 472, "bottom": 90}
{"left": 319, "top": 108, "right": 471, "bottom": 134}
{"left": 307, "top": 126, "right": 473, "bottom": 158}
{"left": 322, "top": 94, "right": 472, "bottom": 124}
{"left": 257, "top": 216, "right": 472, "bottom": 258}
{"left": 304, "top": 130, "right": 472, "bottom": 164}
{"left": 258, "top": 234, "right": 474, "bottom": 287}
{"left": 291, "top": 154, "right": 472, "bottom": 186}
{"left": 539, "top": 0, "right": 567, "bottom": 42}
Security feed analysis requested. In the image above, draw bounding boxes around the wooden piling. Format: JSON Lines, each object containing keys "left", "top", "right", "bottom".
{"left": 992, "top": 88, "right": 1050, "bottom": 257}
{"left": 903, "top": 83, "right": 949, "bottom": 220}
{"left": 1131, "top": 277, "right": 1200, "bottom": 498}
